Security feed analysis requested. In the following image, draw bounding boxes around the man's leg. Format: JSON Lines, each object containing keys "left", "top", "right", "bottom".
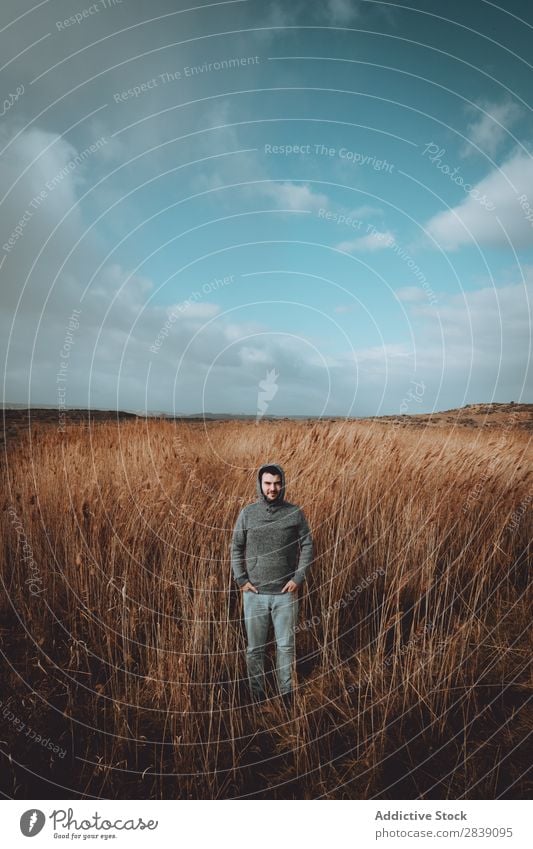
{"left": 271, "top": 592, "right": 298, "bottom": 696}
{"left": 243, "top": 591, "right": 270, "bottom": 701}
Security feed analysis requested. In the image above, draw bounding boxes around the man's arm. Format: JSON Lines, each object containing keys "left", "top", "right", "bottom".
{"left": 292, "top": 509, "right": 313, "bottom": 586}
{"left": 230, "top": 508, "right": 249, "bottom": 587}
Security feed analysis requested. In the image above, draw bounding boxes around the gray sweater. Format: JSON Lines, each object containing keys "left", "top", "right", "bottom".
{"left": 231, "top": 463, "right": 314, "bottom": 593}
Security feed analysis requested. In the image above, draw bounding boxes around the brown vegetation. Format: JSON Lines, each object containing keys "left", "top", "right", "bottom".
{"left": 0, "top": 416, "right": 531, "bottom": 798}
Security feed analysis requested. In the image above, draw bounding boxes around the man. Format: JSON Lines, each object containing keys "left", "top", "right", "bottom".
{"left": 231, "top": 463, "right": 313, "bottom": 706}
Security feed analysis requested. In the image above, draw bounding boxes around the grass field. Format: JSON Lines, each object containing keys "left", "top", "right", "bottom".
{"left": 1, "top": 414, "right": 531, "bottom": 799}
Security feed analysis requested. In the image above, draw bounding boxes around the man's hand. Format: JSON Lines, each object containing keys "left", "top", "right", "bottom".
{"left": 241, "top": 581, "right": 258, "bottom": 593}
{"left": 281, "top": 580, "right": 299, "bottom": 593}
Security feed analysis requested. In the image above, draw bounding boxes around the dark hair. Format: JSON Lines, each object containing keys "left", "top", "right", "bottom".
{"left": 260, "top": 465, "right": 282, "bottom": 481}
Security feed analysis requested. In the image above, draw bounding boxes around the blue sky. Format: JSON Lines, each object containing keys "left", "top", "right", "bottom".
{"left": 1, "top": 0, "right": 532, "bottom": 415}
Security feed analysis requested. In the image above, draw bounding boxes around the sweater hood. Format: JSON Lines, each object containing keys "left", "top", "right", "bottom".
{"left": 257, "top": 462, "right": 286, "bottom": 510}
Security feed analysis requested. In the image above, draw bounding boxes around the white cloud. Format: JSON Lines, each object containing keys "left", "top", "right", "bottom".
{"left": 168, "top": 302, "right": 221, "bottom": 320}
{"left": 191, "top": 100, "right": 332, "bottom": 213}
{"left": 259, "top": 0, "right": 361, "bottom": 27}
{"left": 396, "top": 286, "right": 428, "bottom": 303}
{"left": 326, "top": 0, "right": 361, "bottom": 24}
{"left": 2, "top": 115, "right": 528, "bottom": 417}
{"left": 406, "top": 274, "right": 532, "bottom": 401}
{"left": 0, "top": 124, "right": 110, "bottom": 332}
{"left": 334, "top": 304, "right": 357, "bottom": 314}
{"left": 425, "top": 150, "right": 533, "bottom": 249}
{"left": 91, "top": 263, "right": 154, "bottom": 301}
{"left": 239, "top": 346, "right": 272, "bottom": 365}
{"left": 412, "top": 276, "right": 531, "bottom": 346}
{"left": 0, "top": 127, "right": 84, "bottom": 253}
{"left": 462, "top": 99, "right": 523, "bottom": 159}
{"left": 262, "top": 181, "right": 330, "bottom": 211}
{"left": 336, "top": 230, "right": 395, "bottom": 252}
{"left": 327, "top": 275, "right": 531, "bottom": 409}
{"left": 348, "top": 343, "right": 414, "bottom": 371}
{"left": 330, "top": 276, "right": 532, "bottom": 409}
{"left": 349, "top": 205, "right": 383, "bottom": 218}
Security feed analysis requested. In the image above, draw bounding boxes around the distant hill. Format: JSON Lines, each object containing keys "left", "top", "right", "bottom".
{"left": 2, "top": 402, "right": 531, "bottom": 441}
{"left": 361, "top": 402, "right": 533, "bottom": 430}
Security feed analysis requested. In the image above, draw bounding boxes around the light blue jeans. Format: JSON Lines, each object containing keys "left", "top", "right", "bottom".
{"left": 242, "top": 591, "right": 298, "bottom": 698}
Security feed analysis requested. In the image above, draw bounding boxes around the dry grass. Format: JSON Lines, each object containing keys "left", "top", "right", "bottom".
{"left": 1, "top": 417, "right": 531, "bottom": 799}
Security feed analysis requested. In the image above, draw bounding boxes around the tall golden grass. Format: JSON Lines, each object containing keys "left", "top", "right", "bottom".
{"left": 1, "top": 417, "right": 531, "bottom": 798}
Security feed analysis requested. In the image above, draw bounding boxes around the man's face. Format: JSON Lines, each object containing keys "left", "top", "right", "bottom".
{"left": 261, "top": 473, "right": 282, "bottom": 501}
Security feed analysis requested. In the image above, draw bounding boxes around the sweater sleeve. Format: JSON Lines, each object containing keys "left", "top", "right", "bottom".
{"left": 231, "top": 508, "right": 249, "bottom": 587}
{"left": 293, "top": 509, "right": 313, "bottom": 586}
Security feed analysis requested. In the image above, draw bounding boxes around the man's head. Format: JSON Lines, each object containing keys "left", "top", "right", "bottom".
{"left": 260, "top": 465, "right": 283, "bottom": 502}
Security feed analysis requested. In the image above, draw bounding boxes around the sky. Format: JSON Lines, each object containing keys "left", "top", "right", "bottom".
{"left": 1, "top": 0, "right": 532, "bottom": 416}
